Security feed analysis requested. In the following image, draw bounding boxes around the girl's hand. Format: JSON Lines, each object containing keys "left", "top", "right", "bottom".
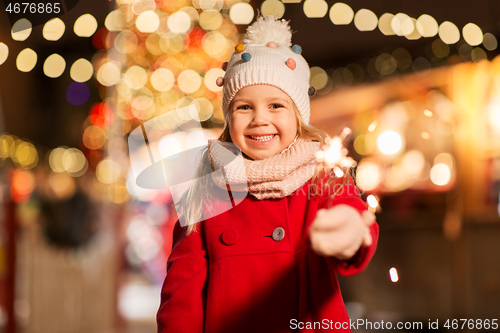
{"left": 309, "top": 204, "right": 376, "bottom": 260}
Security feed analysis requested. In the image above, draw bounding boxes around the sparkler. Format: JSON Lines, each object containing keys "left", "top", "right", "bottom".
{"left": 315, "top": 127, "right": 357, "bottom": 177}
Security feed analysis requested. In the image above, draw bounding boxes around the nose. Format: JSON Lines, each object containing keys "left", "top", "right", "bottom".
{"left": 250, "top": 107, "right": 269, "bottom": 126}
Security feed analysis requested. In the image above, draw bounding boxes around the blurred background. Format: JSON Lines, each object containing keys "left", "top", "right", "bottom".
{"left": 0, "top": 0, "right": 500, "bottom": 332}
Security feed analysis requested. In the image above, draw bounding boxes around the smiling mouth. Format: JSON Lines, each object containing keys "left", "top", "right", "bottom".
{"left": 247, "top": 134, "right": 277, "bottom": 142}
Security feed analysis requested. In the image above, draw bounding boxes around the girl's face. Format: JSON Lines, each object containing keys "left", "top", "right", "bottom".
{"left": 229, "top": 84, "right": 298, "bottom": 160}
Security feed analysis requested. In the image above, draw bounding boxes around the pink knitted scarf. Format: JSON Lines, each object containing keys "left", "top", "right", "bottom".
{"left": 207, "top": 139, "right": 321, "bottom": 199}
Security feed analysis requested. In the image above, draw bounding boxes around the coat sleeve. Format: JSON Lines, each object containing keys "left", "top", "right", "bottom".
{"left": 157, "top": 221, "right": 208, "bottom": 332}
{"left": 317, "top": 175, "right": 379, "bottom": 277}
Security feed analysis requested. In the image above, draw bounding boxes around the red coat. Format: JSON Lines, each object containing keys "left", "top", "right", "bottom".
{"left": 157, "top": 178, "right": 378, "bottom": 332}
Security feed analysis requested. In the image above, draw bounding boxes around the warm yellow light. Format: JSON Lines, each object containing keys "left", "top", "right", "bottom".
{"left": 401, "top": 150, "right": 425, "bottom": 177}
{"left": 378, "top": 13, "right": 395, "bottom": 35}
{"left": 96, "top": 61, "right": 121, "bottom": 86}
{"left": 74, "top": 14, "right": 98, "bottom": 37}
{"left": 136, "top": 10, "right": 160, "bottom": 33}
{"left": 377, "top": 131, "right": 402, "bottom": 155}
{"left": 131, "top": 95, "right": 156, "bottom": 120}
{"left": 14, "top": 142, "right": 38, "bottom": 169}
{"left": 49, "top": 147, "right": 67, "bottom": 172}
{"left": 43, "top": 54, "right": 66, "bottom": 78}
{"left": 204, "top": 68, "right": 225, "bottom": 92}
{"left": 167, "top": 11, "right": 192, "bottom": 34}
{"left": 483, "top": 33, "right": 498, "bottom": 51}
{"left": 472, "top": 47, "right": 487, "bottom": 62}
{"left": 62, "top": 148, "right": 88, "bottom": 176}
{"left": 114, "top": 30, "right": 138, "bottom": 54}
{"left": 151, "top": 68, "right": 175, "bottom": 92}
{"left": 261, "top": 0, "right": 285, "bottom": 18}
{"left": 195, "top": 98, "right": 214, "bottom": 122}
{"left": 303, "top": 0, "right": 328, "bottom": 18}
{"left": 439, "top": 21, "right": 460, "bottom": 44}
{"left": 96, "top": 159, "right": 121, "bottom": 184}
{"left": 434, "top": 153, "right": 454, "bottom": 169}
{"left": 329, "top": 3, "right": 353, "bottom": 25}
{"left": 43, "top": 18, "right": 65, "bottom": 41}
{"left": 416, "top": 14, "right": 438, "bottom": 37}
{"left": 423, "top": 109, "right": 433, "bottom": 117}
{"left": 356, "top": 159, "right": 382, "bottom": 191}
{"left": 405, "top": 19, "right": 421, "bottom": 40}
{"left": 123, "top": 66, "right": 148, "bottom": 90}
{"left": 229, "top": 2, "right": 254, "bottom": 25}
{"left": 0, "top": 43, "right": 8, "bottom": 66}
{"left": 199, "top": 10, "right": 223, "bottom": 31}
{"left": 178, "top": 69, "right": 202, "bottom": 94}
{"left": 354, "top": 9, "right": 377, "bottom": 31}
{"left": 430, "top": 163, "right": 451, "bottom": 186}
{"left": 70, "top": 58, "right": 93, "bottom": 82}
{"left": 463, "top": 23, "right": 483, "bottom": 46}
{"left": 11, "top": 19, "right": 32, "bottom": 41}
{"left": 389, "top": 267, "right": 399, "bottom": 282}
{"left": 353, "top": 134, "right": 375, "bottom": 155}
{"left": 105, "top": 10, "right": 121, "bottom": 32}
{"left": 49, "top": 172, "right": 76, "bottom": 199}
{"left": 391, "top": 13, "right": 410, "bottom": 36}
{"left": 368, "top": 120, "right": 378, "bottom": 132}
{"left": 16, "top": 48, "right": 37, "bottom": 72}
{"left": 421, "top": 132, "right": 431, "bottom": 140}
{"left": 83, "top": 126, "right": 106, "bottom": 149}
{"left": 367, "top": 194, "right": 378, "bottom": 208}
{"left": 310, "top": 67, "right": 328, "bottom": 90}
{"left": 432, "top": 39, "right": 450, "bottom": 58}
{"left": 202, "top": 31, "right": 228, "bottom": 58}
{"left": 375, "top": 53, "right": 397, "bottom": 75}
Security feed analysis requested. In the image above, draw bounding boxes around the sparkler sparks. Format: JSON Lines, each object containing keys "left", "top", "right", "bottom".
{"left": 315, "top": 127, "right": 357, "bottom": 171}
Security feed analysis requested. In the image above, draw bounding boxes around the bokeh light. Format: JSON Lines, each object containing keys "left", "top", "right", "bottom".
{"left": 43, "top": 18, "right": 65, "bottom": 41}
{"left": 13, "top": 141, "right": 38, "bottom": 169}
{"left": 354, "top": 9, "right": 377, "bottom": 31}
{"left": 0, "top": 43, "right": 8, "bottom": 65}
{"left": 62, "top": 148, "right": 88, "bottom": 177}
{"left": 96, "top": 159, "right": 122, "bottom": 184}
{"left": 74, "top": 14, "right": 98, "bottom": 37}
{"left": 16, "top": 48, "right": 37, "bottom": 72}
{"left": 378, "top": 13, "right": 395, "bottom": 35}
{"left": 261, "top": 0, "right": 285, "bottom": 18}
{"left": 11, "top": 19, "right": 32, "bottom": 41}
{"left": 389, "top": 267, "right": 399, "bottom": 282}
{"left": 83, "top": 125, "right": 106, "bottom": 150}
{"left": 66, "top": 82, "right": 90, "bottom": 105}
{"left": 167, "top": 11, "right": 192, "bottom": 34}
{"left": 439, "top": 21, "right": 460, "bottom": 44}
{"left": 177, "top": 69, "right": 202, "bottom": 94}
{"left": 204, "top": 68, "right": 224, "bottom": 92}
{"left": 136, "top": 10, "right": 160, "bottom": 33}
{"left": 377, "top": 131, "right": 402, "bottom": 155}
{"left": 401, "top": 150, "right": 425, "bottom": 177}
{"left": 303, "top": 0, "right": 328, "bottom": 18}
{"left": 49, "top": 147, "right": 67, "bottom": 172}
{"left": 356, "top": 159, "right": 383, "bottom": 191}
{"left": 131, "top": 95, "right": 155, "bottom": 120}
{"left": 123, "top": 66, "right": 148, "bottom": 90}
{"left": 96, "top": 61, "right": 121, "bottom": 86}
{"left": 391, "top": 13, "right": 411, "bottom": 36}
{"left": 329, "top": 2, "right": 353, "bottom": 25}
{"left": 416, "top": 14, "right": 438, "bottom": 37}
{"left": 114, "top": 30, "right": 139, "bottom": 54}
{"left": 229, "top": 3, "right": 254, "bottom": 25}
{"left": 309, "top": 67, "right": 328, "bottom": 90}
{"left": 483, "top": 33, "right": 498, "bottom": 51}
{"left": 150, "top": 68, "right": 175, "bottom": 92}
{"left": 43, "top": 54, "right": 66, "bottom": 78}
{"left": 430, "top": 163, "right": 451, "bottom": 186}
{"left": 70, "top": 58, "right": 94, "bottom": 82}
{"left": 49, "top": 172, "right": 76, "bottom": 200}
{"left": 199, "top": 10, "right": 223, "bottom": 31}
{"left": 462, "top": 23, "right": 483, "bottom": 46}
{"left": 11, "top": 169, "right": 35, "bottom": 203}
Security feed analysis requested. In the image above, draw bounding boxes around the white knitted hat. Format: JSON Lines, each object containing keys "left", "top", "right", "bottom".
{"left": 217, "top": 16, "right": 315, "bottom": 124}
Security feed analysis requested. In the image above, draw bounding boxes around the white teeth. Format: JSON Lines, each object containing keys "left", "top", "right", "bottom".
{"left": 250, "top": 134, "right": 275, "bottom": 141}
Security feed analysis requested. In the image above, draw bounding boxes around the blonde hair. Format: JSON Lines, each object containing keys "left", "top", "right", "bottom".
{"left": 177, "top": 103, "right": 350, "bottom": 234}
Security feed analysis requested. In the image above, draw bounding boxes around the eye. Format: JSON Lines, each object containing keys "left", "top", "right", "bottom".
{"left": 270, "top": 103, "right": 284, "bottom": 109}
{"left": 236, "top": 104, "right": 251, "bottom": 110}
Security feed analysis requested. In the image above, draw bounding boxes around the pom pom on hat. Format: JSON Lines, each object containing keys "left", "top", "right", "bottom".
{"left": 241, "top": 53, "right": 252, "bottom": 62}
{"left": 242, "top": 16, "right": 292, "bottom": 47}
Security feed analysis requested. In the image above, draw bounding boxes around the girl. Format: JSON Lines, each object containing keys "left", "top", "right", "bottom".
{"left": 157, "top": 16, "right": 378, "bottom": 332}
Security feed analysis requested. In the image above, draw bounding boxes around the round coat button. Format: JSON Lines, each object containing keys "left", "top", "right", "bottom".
{"left": 272, "top": 227, "right": 285, "bottom": 241}
{"left": 221, "top": 229, "right": 239, "bottom": 246}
